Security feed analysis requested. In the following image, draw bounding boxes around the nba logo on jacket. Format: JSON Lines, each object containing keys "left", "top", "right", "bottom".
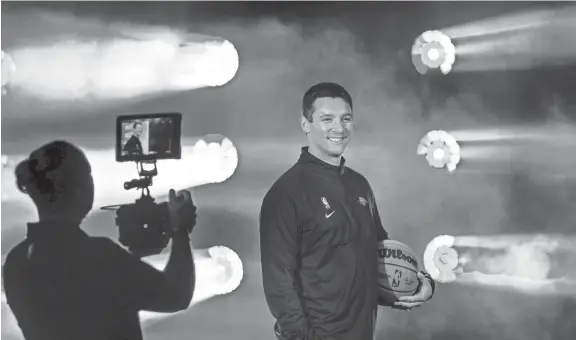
{"left": 321, "top": 197, "right": 331, "bottom": 210}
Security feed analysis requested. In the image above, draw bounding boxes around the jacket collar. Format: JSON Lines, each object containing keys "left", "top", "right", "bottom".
{"left": 26, "top": 221, "right": 86, "bottom": 241}
{"left": 298, "top": 147, "right": 346, "bottom": 176}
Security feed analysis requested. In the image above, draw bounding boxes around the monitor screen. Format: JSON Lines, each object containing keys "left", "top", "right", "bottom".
{"left": 116, "top": 113, "right": 182, "bottom": 162}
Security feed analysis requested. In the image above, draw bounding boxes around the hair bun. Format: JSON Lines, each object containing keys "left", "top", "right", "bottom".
{"left": 32, "top": 143, "right": 65, "bottom": 174}
{"left": 15, "top": 140, "right": 89, "bottom": 198}
{"left": 15, "top": 159, "right": 35, "bottom": 193}
{"left": 16, "top": 144, "right": 65, "bottom": 195}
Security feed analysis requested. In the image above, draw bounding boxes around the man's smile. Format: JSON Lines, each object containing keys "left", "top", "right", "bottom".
{"left": 326, "top": 136, "right": 348, "bottom": 145}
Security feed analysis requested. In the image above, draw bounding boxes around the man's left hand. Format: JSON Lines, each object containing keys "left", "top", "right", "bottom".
{"left": 393, "top": 272, "right": 433, "bottom": 311}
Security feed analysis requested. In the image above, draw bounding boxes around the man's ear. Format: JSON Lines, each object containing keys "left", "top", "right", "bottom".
{"left": 300, "top": 116, "right": 310, "bottom": 135}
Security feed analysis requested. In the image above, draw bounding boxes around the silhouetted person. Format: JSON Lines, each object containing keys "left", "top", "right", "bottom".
{"left": 124, "top": 122, "right": 144, "bottom": 156}
{"left": 3, "top": 140, "right": 197, "bottom": 340}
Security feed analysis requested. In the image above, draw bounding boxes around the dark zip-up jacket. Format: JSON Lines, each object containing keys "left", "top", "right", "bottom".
{"left": 260, "top": 147, "right": 390, "bottom": 340}
{"left": 124, "top": 135, "right": 143, "bottom": 156}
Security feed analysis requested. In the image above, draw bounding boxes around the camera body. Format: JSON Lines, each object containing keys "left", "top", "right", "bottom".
{"left": 116, "top": 195, "right": 170, "bottom": 258}
{"left": 103, "top": 112, "right": 183, "bottom": 257}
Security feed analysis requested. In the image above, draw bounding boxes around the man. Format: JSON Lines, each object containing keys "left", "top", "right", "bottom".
{"left": 124, "top": 121, "right": 144, "bottom": 156}
{"left": 3, "top": 140, "right": 197, "bottom": 340}
{"left": 259, "top": 82, "right": 436, "bottom": 340}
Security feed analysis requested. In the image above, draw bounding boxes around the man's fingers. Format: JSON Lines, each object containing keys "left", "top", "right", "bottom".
{"left": 169, "top": 189, "right": 176, "bottom": 202}
{"left": 394, "top": 301, "right": 423, "bottom": 308}
{"left": 398, "top": 295, "right": 420, "bottom": 302}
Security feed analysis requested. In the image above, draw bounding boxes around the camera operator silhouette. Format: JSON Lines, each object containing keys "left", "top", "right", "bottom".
{"left": 123, "top": 121, "right": 144, "bottom": 156}
{"left": 2, "top": 140, "right": 197, "bottom": 340}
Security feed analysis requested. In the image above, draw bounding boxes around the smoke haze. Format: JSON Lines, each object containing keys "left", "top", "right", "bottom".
{"left": 2, "top": 2, "right": 576, "bottom": 340}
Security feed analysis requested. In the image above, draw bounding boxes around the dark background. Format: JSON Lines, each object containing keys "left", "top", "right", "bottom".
{"left": 2, "top": 2, "right": 576, "bottom": 340}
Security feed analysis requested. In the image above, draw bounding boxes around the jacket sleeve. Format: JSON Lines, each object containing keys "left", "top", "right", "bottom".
{"left": 98, "top": 235, "right": 194, "bottom": 313}
{"left": 367, "top": 183, "right": 389, "bottom": 242}
{"left": 419, "top": 271, "right": 436, "bottom": 298}
{"left": 259, "top": 188, "right": 309, "bottom": 340}
{"left": 3, "top": 246, "right": 39, "bottom": 340}
{"left": 123, "top": 136, "right": 136, "bottom": 152}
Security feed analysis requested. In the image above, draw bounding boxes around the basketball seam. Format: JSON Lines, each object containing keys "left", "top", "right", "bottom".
{"left": 378, "top": 284, "right": 417, "bottom": 293}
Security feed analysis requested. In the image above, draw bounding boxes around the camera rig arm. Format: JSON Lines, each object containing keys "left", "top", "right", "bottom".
{"left": 101, "top": 160, "right": 158, "bottom": 211}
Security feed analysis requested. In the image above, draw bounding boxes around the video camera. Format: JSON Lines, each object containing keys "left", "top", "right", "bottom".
{"left": 101, "top": 112, "right": 183, "bottom": 258}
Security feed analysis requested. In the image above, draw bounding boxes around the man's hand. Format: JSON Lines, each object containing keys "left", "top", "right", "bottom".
{"left": 393, "top": 272, "right": 434, "bottom": 311}
{"left": 167, "top": 189, "right": 197, "bottom": 234}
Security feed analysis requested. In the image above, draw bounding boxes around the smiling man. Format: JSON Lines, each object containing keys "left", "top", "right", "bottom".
{"left": 259, "top": 82, "right": 435, "bottom": 340}
{"left": 123, "top": 121, "right": 144, "bottom": 156}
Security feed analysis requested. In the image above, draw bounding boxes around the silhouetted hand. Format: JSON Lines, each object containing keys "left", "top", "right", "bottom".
{"left": 167, "top": 189, "right": 197, "bottom": 235}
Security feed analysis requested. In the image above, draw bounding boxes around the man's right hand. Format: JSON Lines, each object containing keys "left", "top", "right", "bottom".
{"left": 167, "top": 189, "right": 197, "bottom": 235}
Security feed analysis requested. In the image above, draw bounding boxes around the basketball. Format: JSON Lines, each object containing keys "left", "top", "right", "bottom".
{"left": 377, "top": 239, "right": 420, "bottom": 299}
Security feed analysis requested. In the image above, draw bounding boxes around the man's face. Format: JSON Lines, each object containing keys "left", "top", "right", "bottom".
{"left": 134, "top": 124, "right": 143, "bottom": 137}
{"left": 301, "top": 97, "right": 353, "bottom": 158}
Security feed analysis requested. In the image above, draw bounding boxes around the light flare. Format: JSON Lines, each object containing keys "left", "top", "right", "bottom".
{"left": 1, "top": 135, "right": 239, "bottom": 218}
{"left": 139, "top": 245, "right": 244, "bottom": 325}
{"left": 417, "top": 130, "right": 461, "bottom": 173}
{"left": 430, "top": 6, "right": 576, "bottom": 72}
{"left": 423, "top": 233, "right": 576, "bottom": 296}
{"left": 2, "top": 19, "right": 239, "bottom": 101}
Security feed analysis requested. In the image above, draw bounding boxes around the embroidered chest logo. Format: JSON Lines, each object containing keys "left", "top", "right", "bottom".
{"left": 321, "top": 197, "right": 335, "bottom": 219}
{"left": 321, "top": 197, "right": 331, "bottom": 210}
{"left": 358, "top": 197, "right": 368, "bottom": 206}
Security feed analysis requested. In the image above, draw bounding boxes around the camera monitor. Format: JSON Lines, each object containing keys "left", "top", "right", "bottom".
{"left": 116, "top": 113, "right": 182, "bottom": 162}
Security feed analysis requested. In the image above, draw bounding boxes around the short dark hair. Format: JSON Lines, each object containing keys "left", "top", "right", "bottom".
{"left": 302, "top": 82, "right": 353, "bottom": 122}
{"left": 133, "top": 121, "right": 143, "bottom": 129}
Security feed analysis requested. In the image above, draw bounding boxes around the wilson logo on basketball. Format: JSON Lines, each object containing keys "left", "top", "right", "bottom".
{"left": 378, "top": 248, "right": 418, "bottom": 269}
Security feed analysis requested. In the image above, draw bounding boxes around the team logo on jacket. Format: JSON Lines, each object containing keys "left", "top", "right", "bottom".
{"left": 358, "top": 197, "right": 368, "bottom": 206}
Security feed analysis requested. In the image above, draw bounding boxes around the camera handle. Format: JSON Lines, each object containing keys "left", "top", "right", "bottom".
{"left": 100, "top": 160, "right": 159, "bottom": 211}
{"left": 136, "top": 160, "right": 158, "bottom": 178}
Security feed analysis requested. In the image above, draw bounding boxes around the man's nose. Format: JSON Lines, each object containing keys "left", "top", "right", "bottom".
{"left": 331, "top": 120, "right": 345, "bottom": 132}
